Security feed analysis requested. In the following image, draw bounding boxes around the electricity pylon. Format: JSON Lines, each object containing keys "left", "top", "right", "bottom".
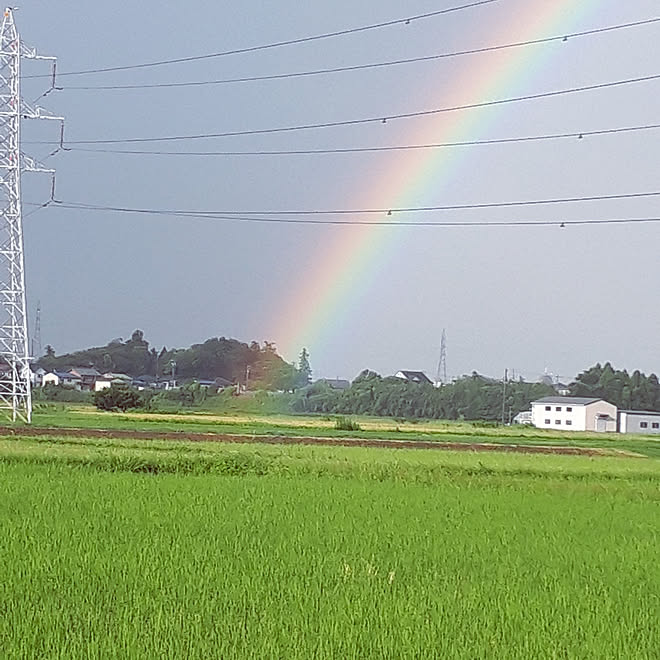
{"left": 435, "top": 329, "right": 447, "bottom": 386}
{"left": 0, "top": 8, "right": 62, "bottom": 422}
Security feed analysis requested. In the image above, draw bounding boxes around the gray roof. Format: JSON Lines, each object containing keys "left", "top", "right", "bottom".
{"left": 532, "top": 396, "right": 605, "bottom": 406}
{"left": 317, "top": 378, "right": 351, "bottom": 390}
{"left": 69, "top": 367, "right": 101, "bottom": 377}
{"left": 620, "top": 409, "right": 660, "bottom": 417}
{"left": 51, "top": 370, "right": 79, "bottom": 379}
{"left": 396, "top": 370, "right": 433, "bottom": 385}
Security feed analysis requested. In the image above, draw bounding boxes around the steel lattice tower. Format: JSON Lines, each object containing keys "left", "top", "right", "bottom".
{"left": 0, "top": 8, "right": 61, "bottom": 422}
{"left": 435, "top": 329, "right": 447, "bottom": 386}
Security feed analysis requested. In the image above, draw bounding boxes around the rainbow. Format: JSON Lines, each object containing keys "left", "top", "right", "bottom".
{"left": 272, "top": 0, "right": 596, "bottom": 366}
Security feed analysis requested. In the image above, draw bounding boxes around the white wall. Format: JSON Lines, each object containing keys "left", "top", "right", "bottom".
{"left": 42, "top": 373, "right": 60, "bottom": 387}
{"left": 585, "top": 402, "right": 618, "bottom": 432}
{"left": 532, "top": 402, "right": 587, "bottom": 431}
{"left": 619, "top": 412, "right": 660, "bottom": 435}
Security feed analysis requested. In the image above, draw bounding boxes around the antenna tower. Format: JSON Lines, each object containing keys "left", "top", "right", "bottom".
{"left": 435, "top": 329, "right": 447, "bottom": 385}
{"left": 0, "top": 8, "right": 62, "bottom": 422}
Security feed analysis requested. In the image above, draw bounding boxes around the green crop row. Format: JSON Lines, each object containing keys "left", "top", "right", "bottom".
{"left": 0, "top": 459, "right": 657, "bottom": 659}
{"left": 19, "top": 404, "right": 660, "bottom": 458}
{"left": 0, "top": 434, "right": 659, "bottom": 487}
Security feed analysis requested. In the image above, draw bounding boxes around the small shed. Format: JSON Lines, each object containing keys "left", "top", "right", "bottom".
{"left": 618, "top": 410, "right": 660, "bottom": 435}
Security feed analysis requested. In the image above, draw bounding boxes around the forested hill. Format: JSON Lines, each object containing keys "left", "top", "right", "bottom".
{"left": 37, "top": 330, "right": 305, "bottom": 390}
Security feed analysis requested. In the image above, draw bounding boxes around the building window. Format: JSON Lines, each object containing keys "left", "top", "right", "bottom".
{"left": 640, "top": 422, "right": 648, "bottom": 429}
{"left": 556, "top": 406, "right": 561, "bottom": 411}
{"left": 652, "top": 423, "right": 659, "bottom": 429}
{"left": 545, "top": 406, "right": 551, "bottom": 411}
{"left": 555, "top": 420, "right": 561, "bottom": 425}
{"left": 566, "top": 407, "right": 572, "bottom": 412}
{"left": 566, "top": 420, "right": 572, "bottom": 426}
{"left": 545, "top": 419, "right": 551, "bottom": 424}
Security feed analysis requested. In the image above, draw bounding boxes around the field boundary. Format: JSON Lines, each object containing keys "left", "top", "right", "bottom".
{"left": 0, "top": 425, "right": 642, "bottom": 458}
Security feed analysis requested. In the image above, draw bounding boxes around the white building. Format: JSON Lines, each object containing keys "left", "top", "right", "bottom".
{"left": 531, "top": 396, "right": 617, "bottom": 432}
{"left": 513, "top": 410, "right": 533, "bottom": 425}
{"left": 42, "top": 371, "right": 82, "bottom": 390}
{"left": 618, "top": 410, "right": 660, "bottom": 435}
{"left": 94, "top": 376, "right": 113, "bottom": 392}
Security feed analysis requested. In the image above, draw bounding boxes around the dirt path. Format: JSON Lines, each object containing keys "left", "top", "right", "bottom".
{"left": 0, "top": 425, "right": 639, "bottom": 457}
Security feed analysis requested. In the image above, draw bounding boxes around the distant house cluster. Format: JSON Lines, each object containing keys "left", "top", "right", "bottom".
{"left": 523, "top": 396, "right": 660, "bottom": 435}
{"left": 33, "top": 367, "right": 232, "bottom": 393}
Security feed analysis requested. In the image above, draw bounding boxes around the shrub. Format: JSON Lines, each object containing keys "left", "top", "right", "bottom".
{"left": 93, "top": 384, "right": 143, "bottom": 412}
{"left": 34, "top": 384, "right": 92, "bottom": 404}
{"left": 471, "top": 420, "right": 501, "bottom": 428}
{"left": 334, "top": 416, "right": 361, "bottom": 431}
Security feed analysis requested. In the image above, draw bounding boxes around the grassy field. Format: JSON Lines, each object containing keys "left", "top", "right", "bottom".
{"left": 0, "top": 431, "right": 658, "bottom": 658}
{"left": 26, "top": 404, "right": 660, "bottom": 457}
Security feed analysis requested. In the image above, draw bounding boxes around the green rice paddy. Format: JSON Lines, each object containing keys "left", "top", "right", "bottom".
{"left": 0, "top": 422, "right": 657, "bottom": 657}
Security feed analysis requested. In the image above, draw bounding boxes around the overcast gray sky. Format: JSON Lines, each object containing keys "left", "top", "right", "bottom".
{"left": 15, "top": 0, "right": 660, "bottom": 382}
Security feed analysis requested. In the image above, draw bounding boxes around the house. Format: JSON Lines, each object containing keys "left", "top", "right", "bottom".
{"left": 42, "top": 371, "right": 82, "bottom": 389}
{"left": 68, "top": 367, "right": 101, "bottom": 391}
{"left": 315, "top": 378, "right": 350, "bottom": 390}
{"left": 513, "top": 410, "right": 533, "bottom": 425}
{"left": 394, "top": 370, "right": 433, "bottom": 385}
{"left": 94, "top": 376, "right": 113, "bottom": 392}
{"left": 531, "top": 396, "right": 617, "bottom": 432}
{"left": 103, "top": 373, "right": 132, "bottom": 384}
{"left": 194, "top": 379, "right": 219, "bottom": 392}
{"left": 30, "top": 366, "right": 46, "bottom": 387}
{"left": 618, "top": 410, "right": 660, "bottom": 435}
{"left": 553, "top": 382, "right": 571, "bottom": 396}
{"left": 95, "top": 373, "right": 135, "bottom": 391}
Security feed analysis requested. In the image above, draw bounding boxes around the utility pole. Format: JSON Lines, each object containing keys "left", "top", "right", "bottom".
{"left": 31, "top": 300, "right": 41, "bottom": 358}
{"left": 435, "top": 329, "right": 447, "bottom": 386}
{"left": 0, "top": 9, "right": 62, "bottom": 422}
{"left": 501, "top": 368, "right": 508, "bottom": 425}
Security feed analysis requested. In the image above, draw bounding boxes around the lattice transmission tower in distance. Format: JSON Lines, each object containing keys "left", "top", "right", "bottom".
{"left": 435, "top": 329, "right": 447, "bottom": 387}
{"left": 0, "top": 8, "right": 61, "bottom": 422}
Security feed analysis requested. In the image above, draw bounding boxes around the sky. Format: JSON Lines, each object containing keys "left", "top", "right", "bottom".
{"left": 12, "top": 0, "right": 660, "bottom": 383}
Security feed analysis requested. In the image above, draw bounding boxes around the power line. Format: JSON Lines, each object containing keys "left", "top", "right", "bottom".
{"left": 52, "top": 190, "right": 660, "bottom": 218}
{"left": 63, "top": 122, "right": 660, "bottom": 156}
{"left": 30, "top": 73, "right": 660, "bottom": 145}
{"left": 24, "top": 0, "right": 499, "bottom": 79}
{"left": 60, "top": 17, "right": 660, "bottom": 91}
{"left": 50, "top": 202, "right": 660, "bottom": 228}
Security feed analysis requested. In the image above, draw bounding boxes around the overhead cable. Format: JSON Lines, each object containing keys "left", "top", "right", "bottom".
{"left": 23, "top": 0, "right": 499, "bottom": 79}
{"left": 64, "top": 122, "right": 660, "bottom": 156}
{"left": 30, "top": 73, "right": 660, "bottom": 145}
{"left": 60, "top": 17, "right": 660, "bottom": 91}
{"left": 50, "top": 202, "right": 660, "bottom": 228}
{"left": 53, "top": 190, "right": 660, "bottom": 218}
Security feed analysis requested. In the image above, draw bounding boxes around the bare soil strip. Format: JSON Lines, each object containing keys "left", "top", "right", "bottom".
{"left": 0, "top": 425, "right": 640, "bottom": 457}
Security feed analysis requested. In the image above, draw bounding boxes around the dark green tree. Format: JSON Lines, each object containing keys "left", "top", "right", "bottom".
{"left": 297, "top": 348, "right": 312, "bottom": 388}
{"left": 570, "top": 363, "right": 660, "bottom": 411}
{"left": 93, "top": 384, "right": 143, "bottom": 412}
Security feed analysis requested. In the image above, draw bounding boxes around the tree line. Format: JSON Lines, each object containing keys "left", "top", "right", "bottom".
{"left": 292, "top": 370, "right": 555, "bottom": 422}
{"left": 570, "top": 362, "right": 660, "bottom": 411}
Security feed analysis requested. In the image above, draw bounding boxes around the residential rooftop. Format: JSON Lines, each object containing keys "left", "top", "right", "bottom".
{"left": 620, "top": 409, "right": 660, "bottom": 416}
{"left": 532, "top": 396, "right": 604, "bottom": 405}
